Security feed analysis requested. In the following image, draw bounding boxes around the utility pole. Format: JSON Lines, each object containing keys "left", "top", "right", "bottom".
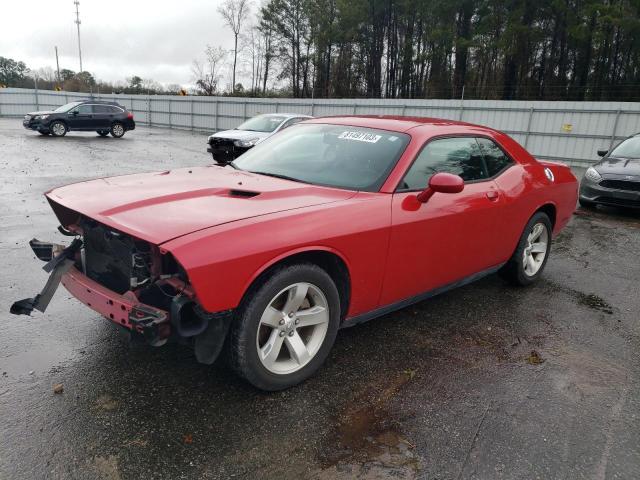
{"left": 54, "top": 46, "right": 61, "bottom": 84}
{"left": 74, "top": 0, "right": 83, "bottom": 72}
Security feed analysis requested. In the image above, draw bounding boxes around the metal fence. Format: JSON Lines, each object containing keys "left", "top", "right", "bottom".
{"left": 2, "top": 87, "right": 639, "bottom": 166}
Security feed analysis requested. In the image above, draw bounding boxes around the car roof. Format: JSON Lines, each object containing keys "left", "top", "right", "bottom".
{"left": 261, "top": 113, "right": 312, "bottom": 119}
{"left": 79, "top": 100, "right": 124, "bottom": 106}
{"left": 305, "top": 115, "right": 497, "bottom": 134}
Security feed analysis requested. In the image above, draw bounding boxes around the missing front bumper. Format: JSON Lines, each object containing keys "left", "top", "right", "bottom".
{"left": 10, "top": 235, "right": 231, "bottom": 363}
{"left": 10, "top": 238, "right": 82, "bottom": 315}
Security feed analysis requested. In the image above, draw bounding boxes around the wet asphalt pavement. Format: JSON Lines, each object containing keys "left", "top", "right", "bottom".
{"left": 1, "top": 118, "right": 639, "bottom": 479}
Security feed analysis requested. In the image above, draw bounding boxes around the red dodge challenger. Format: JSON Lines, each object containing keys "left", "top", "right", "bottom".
{"left": 11, "top": 116, "right": 578, "bottom": 390}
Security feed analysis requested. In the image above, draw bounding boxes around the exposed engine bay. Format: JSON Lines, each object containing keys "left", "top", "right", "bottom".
{"left": 10, "top": 217, "right": 232, "bottom": 365}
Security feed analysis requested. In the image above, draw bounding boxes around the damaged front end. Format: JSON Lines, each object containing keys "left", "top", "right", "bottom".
{"left": 10, "top": 218, "right": 231, "bottom": 365}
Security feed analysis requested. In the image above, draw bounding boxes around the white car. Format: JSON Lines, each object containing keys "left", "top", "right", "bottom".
{"left": 207, "top": 113, "right": 313, "bottom": 162}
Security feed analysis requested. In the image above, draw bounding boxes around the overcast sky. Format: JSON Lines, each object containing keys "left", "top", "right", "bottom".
{"left": 0, "top": 0, "right": 251, "bottom": 87}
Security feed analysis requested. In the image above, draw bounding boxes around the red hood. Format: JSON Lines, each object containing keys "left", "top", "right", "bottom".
{"left": 46, "top": 166, "right": 356, "bottom": 244}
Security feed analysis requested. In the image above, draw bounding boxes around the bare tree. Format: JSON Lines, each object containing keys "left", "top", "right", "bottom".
{"left": 258, "top": 14, "right": 274, "bottom": 94}
{"left": 35, "top": 66, "right": 57, "bottom": 83}
{"left": 192, "top": 45, "right": 227, "bottom": 95}
{"left": 242, "top": 25, "right": 266, "bottom": 95}
{"left": 218, "top": 0, "right": 251, "bottom": 94}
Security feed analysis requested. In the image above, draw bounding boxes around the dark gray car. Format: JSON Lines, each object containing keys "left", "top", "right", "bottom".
{"left": 23, "top": 100, "right": 136, "bottom": 138}
{"left": 579, "top": 134, "right": 640, "bottom": 209}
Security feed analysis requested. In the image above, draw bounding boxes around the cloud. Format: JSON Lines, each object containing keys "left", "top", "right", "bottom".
{"left": 0, "top": 0, "right": 255, "bottom": 86}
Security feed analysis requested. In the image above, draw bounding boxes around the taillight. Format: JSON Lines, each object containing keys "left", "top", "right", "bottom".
{"left": 127, "top": 112, "right": 134, "bottom": 120}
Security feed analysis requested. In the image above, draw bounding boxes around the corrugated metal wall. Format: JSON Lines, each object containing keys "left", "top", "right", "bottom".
{"left": 2, "top": 87, "right": 639, "bottom": 166}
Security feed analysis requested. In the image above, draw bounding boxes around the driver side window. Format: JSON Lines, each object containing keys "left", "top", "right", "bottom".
{"left": 400, "top": 137, "right": 488, "bottom": 190}
{"left": 73, "top": 104, "right": 93, "bottom": 114}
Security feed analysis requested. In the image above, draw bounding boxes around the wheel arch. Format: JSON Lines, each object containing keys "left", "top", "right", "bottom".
{"left": 534, "top": 202, "right": 557, "bottom": 230}
{"left": 241, "top": 247, "right": 352, "bottom": 321}
{"left": 50, "top": 118, "right": 69, "bottom": 129}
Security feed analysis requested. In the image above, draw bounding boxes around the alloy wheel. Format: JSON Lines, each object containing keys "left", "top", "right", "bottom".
{"left": 256, "top": 282, "right": 329, "bottom": 375}
{"left": 522, "top": 222, "right": 549, "bottom": 276}
{"left": 112, "top": 124, "right": 124, "bottom": 137}
{"left": 51, "top": 123, "right": 66, "bottom": 136}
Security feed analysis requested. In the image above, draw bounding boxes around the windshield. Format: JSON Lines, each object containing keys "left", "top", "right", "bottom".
{"left": 53, "top": 101, "right": 83, "bottom": 113}
{"left": 610, "top": 136, "right": 640, "bottom": 159}
{"left": 237, "top": 115, "right": 288, "bottom": 133}
{"left": 233, "top": 124, "right": 411, "bottom": 191}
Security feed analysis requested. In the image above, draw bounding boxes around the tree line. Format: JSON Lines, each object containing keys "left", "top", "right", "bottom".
{"left": 3, "top": 0, "right": 639, "bottom": 100}
{"left": 216, "top": 0, "right": 640, "bottom": 100}
{"left": 0, "top": 57, "right": 186, "bottom": 95}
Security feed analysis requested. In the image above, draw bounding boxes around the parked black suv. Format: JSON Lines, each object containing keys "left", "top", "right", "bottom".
{"left": 23, "top": 100, "right": 135, "bottom": 138}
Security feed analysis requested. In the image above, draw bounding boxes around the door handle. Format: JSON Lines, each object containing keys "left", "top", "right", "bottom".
{"left": 486, "top": 190, "right": 499, "bottom": 201}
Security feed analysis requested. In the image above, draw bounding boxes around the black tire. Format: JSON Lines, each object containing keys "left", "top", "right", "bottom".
{"left": 97, "top": 130, "right": 109, "bottom": 137}
{"left": 38, "top": 131, "right": 50, "bottom": 136}
{"left": 49, "top": 121, "right": 67, "bottom": 137}
{"left": 228, "top": 263, "right": 341, "bottom": 391}
{"left": 579, "top": 198, "right": 596, "bottom": 209}
{"left": 499, "top": 212, "right": 552, "bottom": 286}
{"left": 110, "top": 122, "right": 125, "bottom": 138}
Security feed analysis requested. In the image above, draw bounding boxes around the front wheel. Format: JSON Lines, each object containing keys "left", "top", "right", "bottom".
{"left": 110, "top": 122, "right": 125, "bottom": 138}
{"left": 228, "top": 263, "right": 341, "bottom": 391}
{"left": 50, "top": 121, "right": 67, "bottom": 137}
{"left": 499, "top": 212, "right": 552, "bottom": 286}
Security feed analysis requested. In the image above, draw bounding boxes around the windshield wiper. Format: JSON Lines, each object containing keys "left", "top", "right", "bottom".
{"left": 249, "top": 171, "right": 306, "bottom": 183}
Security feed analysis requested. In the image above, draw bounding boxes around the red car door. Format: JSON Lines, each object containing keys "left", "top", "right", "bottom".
{"left": 380, "top": 136, "right": 507, "bottom": 305}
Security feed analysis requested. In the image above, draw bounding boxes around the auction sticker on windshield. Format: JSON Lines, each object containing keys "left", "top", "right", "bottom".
{"left": 338, "top": 131, "right": 382, "bottom": 143}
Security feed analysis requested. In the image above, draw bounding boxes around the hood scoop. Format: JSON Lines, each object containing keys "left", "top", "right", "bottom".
{"left": 228, "top": 189, "right": 260, "bottom": 198}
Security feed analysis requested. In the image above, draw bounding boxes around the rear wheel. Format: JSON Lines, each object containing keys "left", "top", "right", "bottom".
{"left": 97, "top": 130, "right": 109, "bottom": 137}
{"left": 499, "top": 212, "right": 552, "bottom": 286}
{"left": 50, "top": 121, "right": 67, "bottom": 137}
{"left": 110, "top": 122, "right": 125, "bottom": 138}
{"left": 228, "top": 263, "right": 340, "bottom": 391}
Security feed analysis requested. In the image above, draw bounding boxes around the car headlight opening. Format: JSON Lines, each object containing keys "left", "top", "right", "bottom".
{"left": 234, "top": 138, "right": 260, "bottom": 148}
{"left": 585, "top": 167, "right": 602, "bottom": 182}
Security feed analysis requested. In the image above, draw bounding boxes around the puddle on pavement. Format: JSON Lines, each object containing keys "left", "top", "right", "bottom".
{"left": 312, "top": 370, "right": 421, "bottom": 479}
{"left": 0, "top": 343, "right": 73, "bottom": 377}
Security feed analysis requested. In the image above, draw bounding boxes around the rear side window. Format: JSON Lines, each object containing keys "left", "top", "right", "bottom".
{"left": 93, "top": 105, "right": 110, "bottom": 113}
{"left": 400, "top": 137, "right": 488, "bottom": 190}
{"left": 477, "top": 138, "right": 514, "bottom": 176}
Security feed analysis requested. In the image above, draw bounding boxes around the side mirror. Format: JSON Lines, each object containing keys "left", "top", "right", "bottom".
{"left": 416, "top": 173, "right": 464, "bottom": 203}
{"left": 70, "top": 110, "right": 78, "bottom": 116}
{"left": 597, "top": 149, "right": 608, "bottom": 157}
